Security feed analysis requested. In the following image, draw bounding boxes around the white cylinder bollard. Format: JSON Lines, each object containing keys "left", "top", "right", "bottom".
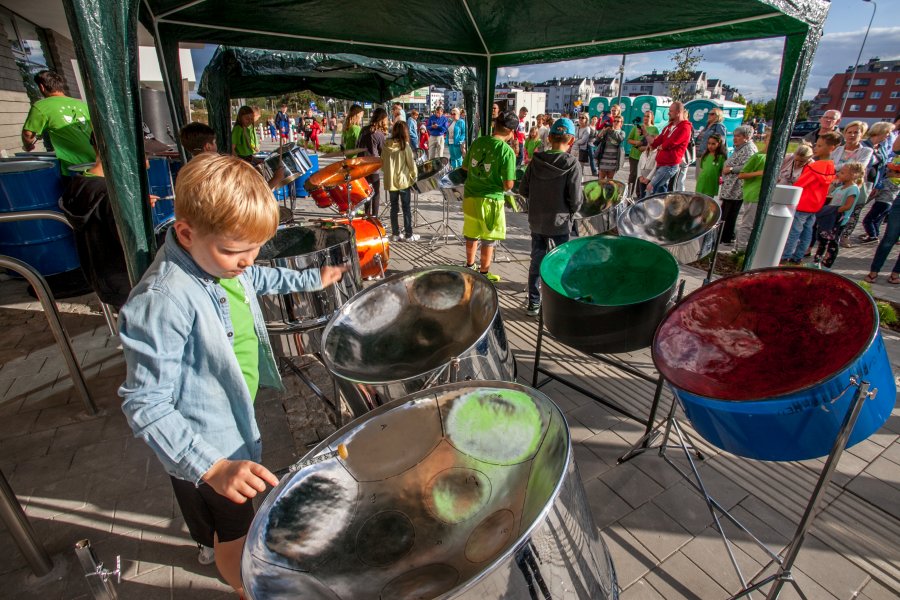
{"left": 749, "top": 184, "right": 802, "bottom": 270}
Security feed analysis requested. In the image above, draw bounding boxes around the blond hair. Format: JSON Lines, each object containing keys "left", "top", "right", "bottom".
{"left": 843, "top": 120, "right": 868, "bottom": 137}
{"left": 867, "top": 122, "right": 895, "bottom": 138}
{"left": 708, "top": 108, "right": 723, "bottom": 124}
{"left": 794, "top": 141, "right": 814, "bottom": 160}
{"left": 174, "top": 153, "right": 277, "bottom": 241}
{"left": 841, "top": 161, "right": 866, "bottom": 187}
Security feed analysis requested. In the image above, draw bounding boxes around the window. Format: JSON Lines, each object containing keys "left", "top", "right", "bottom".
{"left": 865, "top": 105, "right": 877, "bottom": 112}
{"left": 845, "top": 91, "right": 865, "bottom": 99}
{"left": 887, "top": 105, "right": 897, "bottom": 113}
{"left": 875, "top": 78, "right": 887, "bottom": 86}
{"left": 849, "top": 104, "right": 861, "bottom": 112}
{"left": 849, "top": 78, "right": 870, "bottom": 86}
{"left": 896, "top": 79, "right": 900, "bottom": 85}
{"left": 0, "top": 8, "right": 54, "bottom": 102}
{"left": 871, "top": 91, "right": 882, "bottom": 99}
{"left": 891, "top": 91, "right": 900, "bottom": 99}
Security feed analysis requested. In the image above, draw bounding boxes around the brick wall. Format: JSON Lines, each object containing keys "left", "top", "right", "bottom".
{"left": 0, "top": 21, "right": 34, "bottom": 155}
{"left": 45, "top": 30, "right": 81, "bottom": 100}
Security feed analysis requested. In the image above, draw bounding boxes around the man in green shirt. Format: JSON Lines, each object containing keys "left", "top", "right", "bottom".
{"left": 21, "top": 70, "right": 94, "bottom": 176}
{"left": 461, "top": 110, "right": 518, "bottom": 282}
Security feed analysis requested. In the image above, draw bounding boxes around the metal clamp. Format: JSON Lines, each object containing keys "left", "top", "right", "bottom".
{"left": 85, "top": 555, "right": 121, "bottom": 585}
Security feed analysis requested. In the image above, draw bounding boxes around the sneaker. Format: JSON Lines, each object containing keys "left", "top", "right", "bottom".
{"left": 858, "top": 235, "right": 878, "bottom": 244}
{"left": 480, "top": 271, "right": 501, "bottom": 283}
{"left": 390, "top": 234, "right": 403, "bottom": 242}
{"left": 526, "top": 302, "right": 540, "bottom": 316}
{"left": 198, "top": 544, "right": 215, "bottom": 566}
{"left": 465, "top": 263, "right": 477, "bottom": 270}
{"left": 406, "top": 233, "right": 421, "bottom": 242}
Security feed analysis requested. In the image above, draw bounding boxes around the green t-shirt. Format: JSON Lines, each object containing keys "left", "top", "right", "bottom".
{"left": 463, "top": 135, "right": 516, "bottom": 201}
{"left": 696, "top": 153, "right": 725, "bottom": 197}
{"left": 740, "top": 153, "right": 768, "bottom": 203}
{"left": 342, "top": 124, "right": 361, "bottom": 149}
{"left": 231, "top": 124, "right": 258, "bottom": 157}
{"left": 626, "top": 125, "right": 659, "bottom": 160}
{"left": 524, "top": 138, "right": 542, "bottom": 158}
{"left": 219, "top": 277, "right": 260, "bottom": 400}
{"left": 22, "top": 95, "right": 94, "bottom": 175}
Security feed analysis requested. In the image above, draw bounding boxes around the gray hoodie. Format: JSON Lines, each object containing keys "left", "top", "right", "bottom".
{"left": 521, "top": 151, "right": 583, "bottom": 236}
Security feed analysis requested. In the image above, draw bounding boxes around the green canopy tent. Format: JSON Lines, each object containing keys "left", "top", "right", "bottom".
{"left": 197, "top": 46, "right": 478, "bottom": 153}
{"left": 63, "top": 0, "right": 829, "bottom": 281}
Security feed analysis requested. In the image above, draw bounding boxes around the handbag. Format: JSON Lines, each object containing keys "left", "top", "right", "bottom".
{"left": 578, "top": 148, "right": 589, "bottom": 163}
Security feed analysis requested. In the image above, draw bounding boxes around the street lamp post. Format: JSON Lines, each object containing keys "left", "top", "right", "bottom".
{"left": 838, "top": 0, "right": 877, "bottom": 118}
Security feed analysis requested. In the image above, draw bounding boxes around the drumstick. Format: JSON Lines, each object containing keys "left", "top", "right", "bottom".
{"left": 275, "top": 443, "right": 349, "bottom": 479}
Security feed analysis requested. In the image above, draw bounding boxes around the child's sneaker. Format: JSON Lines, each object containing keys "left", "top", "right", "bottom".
{"left": 198, "top": 544, "right": 215, "bottom": 565}
{"left": 480, "top": 271, "right": 501, "bottom": 283}
{"left": 406, "top": 233, "right": 421, "bottom": 242}
{"left": 390, "top": 234, "right": 405, "bottom": 242}
{"left": 526, "top": 302, "right": 540, "bottom": 317}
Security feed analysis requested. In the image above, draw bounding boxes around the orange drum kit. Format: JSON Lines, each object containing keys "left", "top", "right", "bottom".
{"left": 264, "top": 150, "right": 390, "bottom": 281}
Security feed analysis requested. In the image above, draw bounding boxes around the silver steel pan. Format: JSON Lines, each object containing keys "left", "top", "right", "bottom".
{"left": 257, "top": 143, "right": 314, "bottom": 187}
{"left": 439, "top": 168, "right": 468, "bottom": 205}
{"left": 414, "top": 156, "right": 450, "bottom": 193}
{"left": 256, "top": 223, "right": 363, "bottom": 357}
{"left": 242, "top": 381, "right": 618, "bottom": 599}
{"left": 321, "top": 266, "right": 516, "bottom": 417}
{"left": 575, "top": 179, "right": 630, "bottom": 236}
{"left": 617, "top": 191, "right": 721, "bottom": 263}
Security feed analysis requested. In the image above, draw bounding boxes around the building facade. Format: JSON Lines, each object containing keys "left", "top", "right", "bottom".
{"left": 810, "top": 58, "right": 900, "bottom": 124}
{"left": 622, "top": 70, "right": 709, "bottom": 100}
{"left": 532, "top": 77, "right": 597, "bottom": 113}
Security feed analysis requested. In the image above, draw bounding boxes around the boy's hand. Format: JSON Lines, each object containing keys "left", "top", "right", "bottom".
{"left": 639, "top": 177, "right": 649, "bottom": 184}
{"left": 202, "top": 459, "right": 279, "bottom": 504}
{"left": 320, "top": 265, "right": 348, "bottom": 287}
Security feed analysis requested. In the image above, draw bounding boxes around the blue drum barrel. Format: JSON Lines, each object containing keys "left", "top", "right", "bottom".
{"left": 293, "top": 153, "right": 318, "bottom": 198}
{"left": 0, "top": 161, "right": 81, "bottom": 276}
{"left": 148, "top": 157, "right": 176, "bottom": 229}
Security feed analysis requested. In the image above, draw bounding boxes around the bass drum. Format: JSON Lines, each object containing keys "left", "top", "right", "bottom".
{"left": 316, "top": 216, "right": 389, "bottom": 279}
{"left": 256, "top": 223, "right": 362, "bottom": 357}
{"left": 242, "top": 381, "right": 618, "bottom": 600}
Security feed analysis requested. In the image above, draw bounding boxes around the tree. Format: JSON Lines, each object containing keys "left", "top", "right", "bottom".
{"left": 732, "top": 93, "right": 748, "bottom": 106}
{"left": 668, "top": 47, "right": 704, "bottom": 102}
{"left": 797, "top": 100, "right": 812, "bottom": 121}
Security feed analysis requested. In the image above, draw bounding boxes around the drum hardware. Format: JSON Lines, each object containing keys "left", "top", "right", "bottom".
{"left": 278, "top": 356, "right": 342, "bottom": 429}
{"left": 75, "top": 538, "right": 121, "bottom": 599}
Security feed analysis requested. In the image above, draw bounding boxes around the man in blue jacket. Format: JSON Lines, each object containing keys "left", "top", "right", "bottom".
{"left": 274, "top": 103, "right": 291, "bottom": 141}
{"left": 427, "top": 105, "right": 449, "bottom": 160}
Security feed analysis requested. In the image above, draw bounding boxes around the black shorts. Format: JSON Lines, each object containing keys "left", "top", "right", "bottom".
{"left": 170, "top": 476, "right": 255, "bottom": 548}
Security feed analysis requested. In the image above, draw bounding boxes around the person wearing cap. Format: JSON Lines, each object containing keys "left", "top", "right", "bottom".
{"left": 447, "top": 108, "right": 467, "bottom": 169}
{"left": 427, "top": 105, "right": 449, "bottom": 160}
{"left": 520, "top": 118, "right": 583, "bottom": 316}
{"left": 461, "top": 110, "right": 518, "bottom": 282}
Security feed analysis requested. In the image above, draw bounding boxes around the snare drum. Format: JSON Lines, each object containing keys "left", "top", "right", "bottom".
{"left": 316, "top": 215, "right": 389, "bottom": 279}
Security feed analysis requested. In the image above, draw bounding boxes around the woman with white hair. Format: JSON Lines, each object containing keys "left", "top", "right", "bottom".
{"left": 718, "top": 124, "right": 757, "bottom": 246}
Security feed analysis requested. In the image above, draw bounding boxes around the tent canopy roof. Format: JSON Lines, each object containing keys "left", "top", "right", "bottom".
{"left": 148, "top": 0, "right": 828, "bottom": 68}
{"left": 197, "top": 46, "right": 475, "bottom": 102}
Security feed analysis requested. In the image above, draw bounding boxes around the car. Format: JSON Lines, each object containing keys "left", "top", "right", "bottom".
{"left": 791, "top": 120, "right": 819, "bottom": 138}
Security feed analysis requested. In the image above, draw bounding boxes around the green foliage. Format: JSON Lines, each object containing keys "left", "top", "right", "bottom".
{"left": 318, "top": 143, "right": 340, "bottom": 154}
{"left": 668, "top": 47, "right": 704, "bottom": 103}
{"left": 732, "top": 93, "right": 747, "bottom": 105}
{"left": 797, "top": 100, "right": 812, "bottom": 122}
{"left": 879, "top": 301, "right": 898, "bottom": 326}
{"left": 858, "top": 280, "right": 873, "bottom": 294}
{"left": 733, "top": 250, "right": 746, "bottom": 271}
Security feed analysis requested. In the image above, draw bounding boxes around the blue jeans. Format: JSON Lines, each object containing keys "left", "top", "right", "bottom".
{"left": 863, "top": 201, "right": 891, "bottom": 238}
{"left": 781, "top": 211, "right": 816, "bottom": 262}
{"left": 870, "top": 194, "right": 900, "bottom": 274}
{"left": 649, "top": 165, "right": 679, "bottom": 194}
{"left": 588, "top": 147, "right": 598, "bottom": 176}
{"left": 528, "top": 233, "right": 570, "bottom": 305}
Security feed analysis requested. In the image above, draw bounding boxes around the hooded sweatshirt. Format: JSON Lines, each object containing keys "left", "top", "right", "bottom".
{"left": 520, "top": 150, "right": 583, "bottom": 236}
{"left": 795, "top": 160, "right": 836, "bottom": 213}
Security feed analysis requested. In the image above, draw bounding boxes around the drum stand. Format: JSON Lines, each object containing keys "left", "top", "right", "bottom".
{"left": 617, "top": 375, "right": 877, "bottom": 600}
{"left": 278, "top": 355, "right": 342, "bottom": 430}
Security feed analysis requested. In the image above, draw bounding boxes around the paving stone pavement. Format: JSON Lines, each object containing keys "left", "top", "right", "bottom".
{"left": 0, "top": 158, "right": 898, "bottom": 599}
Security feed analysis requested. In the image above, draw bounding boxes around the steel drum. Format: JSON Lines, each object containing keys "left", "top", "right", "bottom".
{"left": 541, "top": 235, "right": 680, "bottom": 354}
{"left": 575, "top": 179, "right": 629, "bottom": 236}
{"left": 256, "top": 223, "right": 363, "bottom": 357}
{"left": 315, "top": 216, "right": 389, "bottom": 279}
{"left": 413, "top": 156, "right": 450, "bottom": 193}
{"left": 257, "top": 143, "right": 314, "bottom": 186}
{"left": 439, "top": 167, "right": 468, "bottom": 204}
{"left": 653, "top": 268, "right": 896, "bottom": 461}
{"left": 321, "top": 266, "right": 516, "bottom": 417}
{"left": 617, "top": 191, "right": 721, "bottom": 263}
{"left": 242, "top": 381, "right": 618, "bottom": 600}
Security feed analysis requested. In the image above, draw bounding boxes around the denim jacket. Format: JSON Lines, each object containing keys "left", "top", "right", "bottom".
{"left": 118, "top": 229, "right": 322, "bottom": 484}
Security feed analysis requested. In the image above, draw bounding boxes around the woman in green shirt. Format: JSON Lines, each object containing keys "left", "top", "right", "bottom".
{"left": 625, "top": 111, "right": 659, "bottom": 195}
{"left": 231, "top": 105, "right": 258, "bottom": 162}
{"left": 341, "top": 104, "right": 364, "bottom": 151}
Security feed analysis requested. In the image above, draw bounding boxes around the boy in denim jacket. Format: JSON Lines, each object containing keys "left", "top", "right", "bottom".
{"left": 118, "top": 153, "right": 345, "bottom": 595}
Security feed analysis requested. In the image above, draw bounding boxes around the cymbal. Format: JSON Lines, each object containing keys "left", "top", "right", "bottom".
{"left": 306, "top": 156, "right": 382, "bottom": 189}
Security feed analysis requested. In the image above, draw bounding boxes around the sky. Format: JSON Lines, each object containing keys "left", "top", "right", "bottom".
{"left": 190, "top": 2, "right": 899, "bottom": 102}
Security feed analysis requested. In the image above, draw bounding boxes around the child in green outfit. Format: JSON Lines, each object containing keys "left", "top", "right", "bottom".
{"left": 231, "top": 105, "right": 259, "bottom": 162}
{"left": 461, "top": 111, "right": 519, "bottom": 282}
{"left": 695, "top": 133, "right": 726, "bottom": 197}
{"left": 733, "top": 151, "right": 767, "bottom": 251}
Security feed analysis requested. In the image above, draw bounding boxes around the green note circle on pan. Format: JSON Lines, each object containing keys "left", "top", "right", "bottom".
{"left": 540, "top": 235, "right": 678, "bottom": 307}
{"left": 444, "top": 389, "right": 546, "bottom": 465}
